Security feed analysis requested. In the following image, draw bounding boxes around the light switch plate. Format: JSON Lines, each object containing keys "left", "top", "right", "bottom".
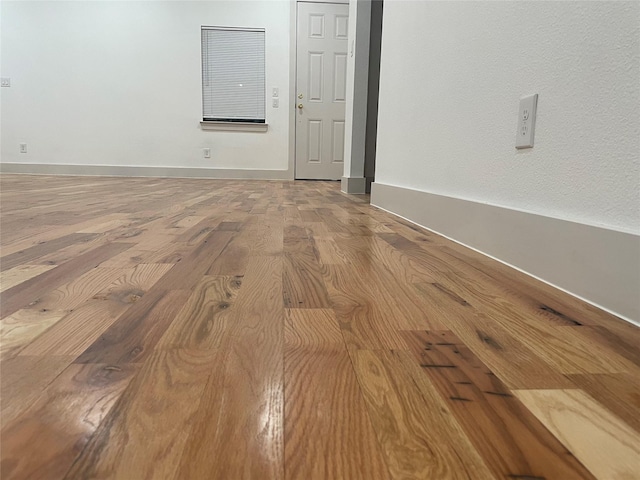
{"left": 272, "top": 87, "right": 279, "bottom": 98}
{"left": 1, "top": 78, "right": 10, "bottom": 87}
{"left": 516, "top": 94, "right": 538, "bottom": 149}
{"left": 272, "top": 98, "right": 279, "bottom": 108}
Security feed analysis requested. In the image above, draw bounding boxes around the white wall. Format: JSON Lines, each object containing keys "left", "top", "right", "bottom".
{"left": 375, "top": 0, "right": 640, "bottom": 233}
{"left": 1, "top": 0, "right": 291, "bottom": 174}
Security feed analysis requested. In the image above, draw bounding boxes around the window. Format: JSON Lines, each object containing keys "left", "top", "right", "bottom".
{"left": 201, "top": 26, "right": 266, "bottom": 124}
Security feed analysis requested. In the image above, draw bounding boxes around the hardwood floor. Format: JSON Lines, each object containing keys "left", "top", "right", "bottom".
{"left": 1, "top": 174, "right": 639, "bottom": 480}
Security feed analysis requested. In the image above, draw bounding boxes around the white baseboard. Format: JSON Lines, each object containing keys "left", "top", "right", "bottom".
{"left": 0, "top": 163, "right": 293, "bottom": 180}
{"left": 371, "top": 182, "right": 640, "bottom": 325}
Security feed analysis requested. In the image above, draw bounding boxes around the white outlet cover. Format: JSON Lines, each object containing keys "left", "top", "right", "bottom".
{"left": 1, "top": 78, "right": 10, "bottom": 87}
{"left": 516, "top": 94, "right": 538, "bottom": 149}
{"left": 203, "top": 148, "right": 211, "bottom": 158}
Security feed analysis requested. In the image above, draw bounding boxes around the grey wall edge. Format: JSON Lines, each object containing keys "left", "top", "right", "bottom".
{"left": 341, "top": 176, "right": 367, "bottom": 194}
{"left": 0, "top": 163, "right": 293, "bottom": 180}
{"left": 371, "top": 182, "right": 640, "bottom": 326}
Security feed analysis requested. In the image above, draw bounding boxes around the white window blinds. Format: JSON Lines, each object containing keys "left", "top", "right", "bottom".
{"left": 201, "top": 26, "right": 266, "bottom": 123}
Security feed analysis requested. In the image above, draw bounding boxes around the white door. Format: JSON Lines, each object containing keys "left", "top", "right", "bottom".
{"left": 295, "top": 2, "right": 349, "bottom": 180}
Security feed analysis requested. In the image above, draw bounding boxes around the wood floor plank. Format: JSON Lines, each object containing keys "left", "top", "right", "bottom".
{"left": 435, "top": 271, "right": 639, "bottom": 375}
{"left": 74, "top": 289, "right": 190, "bottom": 365}
{"left": 571, "top": 324, "right": 640, "bottom": 369}
{"left": 152, "top": 230, "right": 233, "bottom": 291}
{"left": 346, "top": 254, "right": 447, "bottom": 331}
{"left": 0, "top": 355, "right": 75, "bottom": 429}
{"left": 299, "top": 209, "right": 323, "bottom": 222}
{"left": 18, "top": 298, "right": 133, "bottom": 357}
{"left": 322, "top": 265, "right": 407, "bottom": 350}
{"left": 1, "top": 175, "right": 638, "bottom": 480}
{"left": 33, "top": 235, "right": 109, "bottom": 268}
{"left": 0, "top": 363, "right": 137, "bottom": 480}
{"left": 401, "top": 330, "right": 595, "bottom": 479}
{"left": 96, "top": 247, "right": 157, "bottom": 268}
{"left": 77, "top": 216, "right": 128, "bottom": 234}
{"left": 443, "top": 242, "right": 632, "bottom": 330}
{"left": 63, "top": 349, "right": 216, "bottom": 480}
{"left": 0, "top": 264, "right": 57, "bottom": 292}
{"left": 313, "top": 236, "right": 350, "bottom": 265}
{"left": 247, "top": 222, "right": 283, "bottom": 256}
{"left": 0, "top": 308, "right": 67, "bottom": 359}
{"left": 0, "top": 233, "right": 99, "bottom": 272}
{"left": 176, "top": 255, "right": 284, "bottom": 480}
{"left": 17, "top": 264, "right": 172, "bottom": 358}
{"left": 0, "top": 242, "right": 134, "bottom": 318}
{"left": 155, "top": 276, "right": 242, "bottom": 350}
{"left": 283, "top": 235, "right": 331, "bottom": 308}
{"left": 351, "top": 349, "right": 494, "bottom": 479}
{"left": 20, "top": 267, "right": 126, "bottom": 313}
{"left": 0, "top": 213, "right": 123, "bottom": 257}
{"left": 567, "top": 373, "right": 640, "bottom": 434}
{"left": 368, "top": 235, "right": 437, "bottom": 284}
{"left": 412, "top": 282, "right": 576, "bottom": 389}
{"left": 514, "top": 389, "right": 640, "bottom": 480}
{"left": 284, "top": 309, "right": 390, "bottom": 479}
{"left": 206, "top": 230, "right": 252, "bottom": 276}
{"left": 284, "top": 308, "right": 344, "bottom": 347}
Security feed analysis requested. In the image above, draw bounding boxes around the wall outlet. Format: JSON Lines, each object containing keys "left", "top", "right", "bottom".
{"left": 203, "top": 148, "right": 211, "bottom": 158}
{"left": 516, "top": 94, "right": 538, "bottom": 149}
{"left": 19, "top": 143, "right": 27, "bottom": 153}
{"left": 272, "top": 98, "right": 279, "bottom": 108}
{"left": 1, "top": 78, "right": 10, "bottom": 87}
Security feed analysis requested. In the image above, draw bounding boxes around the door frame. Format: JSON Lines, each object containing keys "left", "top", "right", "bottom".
{"left": 289, "top": 0, "right": 349, "bottom": 180}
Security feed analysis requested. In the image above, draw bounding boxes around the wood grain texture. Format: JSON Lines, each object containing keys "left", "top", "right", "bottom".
{"left": 0, "top": 264, "right": 57, "bottom": 292}
{"left": 514, "top": 389, "right": 640, "bottom": 480}
{"left": 322, "top": 265, "right": 407, "bottom": 350}
{"left": 566, "top": 373, "right": 640, "bottom": 434}
{"left": 283, "top": 233, "right": 331, "bottom": 308}
{"left": 284, "top": 309, "right": 389, "bottom": 479}
{"left": 0, "top": 242, "right": 133, "bottom": 318}
{"left": 434, "top": 270, "right": 638, "bottom": 375}
{"left": 412, "top": 281, "right": 574, "bottom": 389}
{"left": 64, "top": 350, "right": 216, "bottom": 480}
{"left": 176, "top": 255, "right": 284, "bottom": 480}
{"left": 16, "top": 264, "right": 176, "bottom": 364}
{"left": 206, "top": 229, "right": 252, "bottom": 275}
{"left": 21, "top": 266, "right": 126, "bottom": 312}
{"left": 0, "top": 308, "right": 67, "bottom": 359}
{"left": 401, "top": 330, "right": 595, "bottom": 479}
{"left": 0, "top": 355, "right": 75, "bottom": 428}
{"left": 1, "top": 363, "right": 137, "bottom": 480}
{"left": 352, "top": 349, "right": 494, "bottom": 479}
{"left": 155, "top": 276, "right": 241, "bottom": 350}
{"left": 0, "top": 233, "right": 99, "bottom": 271}
{"left": 74, "top": 289, "right": 190, "bottom": 364}
{"left": 1, "top": 175, "right": 638, "bottom": 480}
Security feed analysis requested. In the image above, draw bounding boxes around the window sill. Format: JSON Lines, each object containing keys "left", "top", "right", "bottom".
{"left": 200, "top": 121, "right": 268, "bottom": 132}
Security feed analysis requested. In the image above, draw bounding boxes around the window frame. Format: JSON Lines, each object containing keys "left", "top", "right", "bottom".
{"left": 200, "top": 25, "right": 267, "bottom": 130}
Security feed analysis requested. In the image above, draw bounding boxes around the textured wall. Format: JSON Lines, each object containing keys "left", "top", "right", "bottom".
{"left": 1, "top": 1, "right": 291, "bottom": 172}
{"left": 375, "top": 1, "right": 640, "bottom": 232}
